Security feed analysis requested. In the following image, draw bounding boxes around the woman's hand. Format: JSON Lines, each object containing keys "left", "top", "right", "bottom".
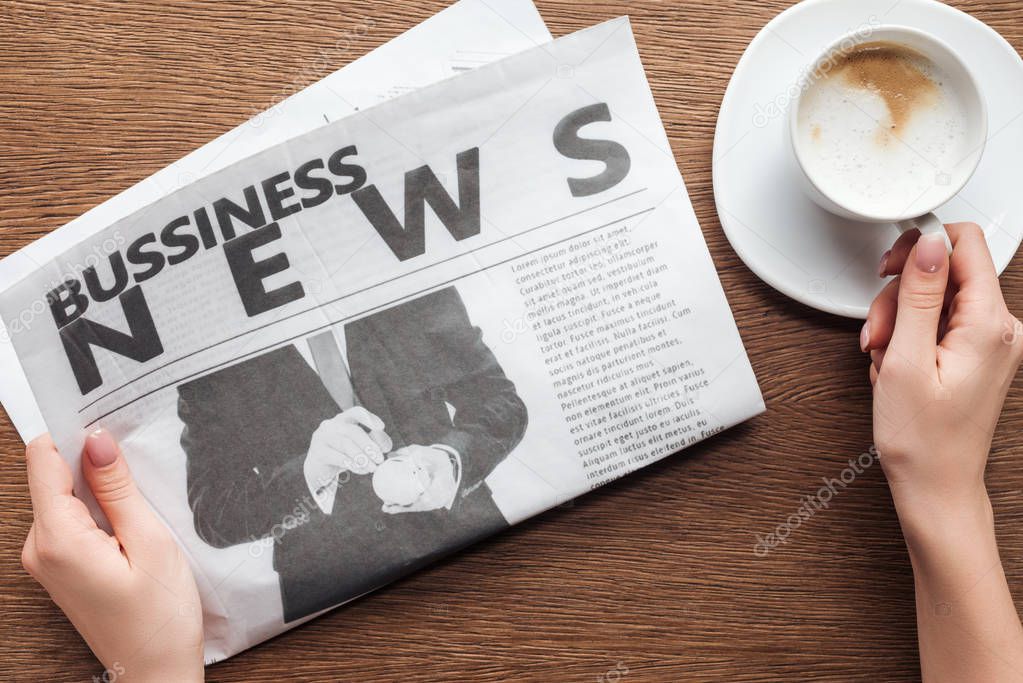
{"left": 862, "top": 222, "right": 1023, "bottom": 682}
{"left": 21, "top": 430, "right": 204, "bottom": 682}
{"left": 863, "top": 222, "right": 1023, "bottom": 534}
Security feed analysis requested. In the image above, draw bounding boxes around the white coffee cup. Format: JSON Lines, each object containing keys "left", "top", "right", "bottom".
{"left": 787, "top": 25, "right": 987, "bottom": 247}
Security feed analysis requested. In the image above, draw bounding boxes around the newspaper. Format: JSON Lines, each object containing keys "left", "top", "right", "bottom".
{"left": 0, "top": 0, "right": 552, "bottom": 441}
{"left": 0, "top": 16, "right": 764, "bottom": 662}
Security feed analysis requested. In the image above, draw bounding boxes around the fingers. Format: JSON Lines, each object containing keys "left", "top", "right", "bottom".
{"left": 81, "top": 429, "right": 163, "bottom": 558}
{"left": 883, "top": 223, "right": 999, "bottom": 303}
{"left": 862, "top": 278, "right": 900, "bottom": 352}
{"left": 24, "top": 435, "right": 131, "bottom": 579}
{"left": 938, "top": 223, "right": 1019, "bottom": 357}
{"left": 319, "top": 419, "right": 382, "bottom": 472}
{"left": 871, "top": 348, "right": 886, "bottom": 374}
{"left": 888, "top": 233, "right": 950, "bottom": 368}
{"left": 339, "top": 425, "right": 378, "bottom": 464}
{"left": 339, "top": 408, "right": 390, "bottom": 464}
{"left": 879, "top": 222, "right": 1009, "bottom": 355}
{"left": 21, "top": 523, "right": 38, "bottom": 576}
{"left": 863, "top": 277, "right": 955, "bottom": 353}
{"left": 340, "top": 407, "right": 385, "bottom": 433}
{"left": 945, "top": 222, "right": 1002, "bottom": 303}
{"left": 879, "top": 229, "right": 921, "bottom": 278}
{"left": 334, "top": 436, "right": 376, "bottom": 475}
{"left": 25, "top": 435, "right": 75, "bottom": 526}
{"left": 368, "top": 430, "right": 392, "bottom": 462}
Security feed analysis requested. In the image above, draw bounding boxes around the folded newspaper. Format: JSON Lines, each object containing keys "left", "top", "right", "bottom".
{"left": 0, "top": 6, "right": 763, "bottom": 663}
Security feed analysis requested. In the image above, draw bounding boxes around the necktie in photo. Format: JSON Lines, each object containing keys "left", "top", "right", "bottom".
{"left": 307, "top": 330, "right": 358, "bottom": 410}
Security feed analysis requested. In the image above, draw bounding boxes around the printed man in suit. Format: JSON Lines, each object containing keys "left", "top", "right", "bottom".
{"left": 177, "top": 286, "right": 527, "bottom": 621}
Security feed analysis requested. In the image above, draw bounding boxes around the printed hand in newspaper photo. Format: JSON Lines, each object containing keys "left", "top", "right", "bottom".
{"left": 372, "top": 445, "right": 461, "bottom": 514}
{"left": 304, "top": 407, "right": 393, "bottom": 508}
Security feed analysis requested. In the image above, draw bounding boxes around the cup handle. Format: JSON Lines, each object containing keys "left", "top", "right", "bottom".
{"left": 896, "top": 213, "right": 953, "bottom": 254}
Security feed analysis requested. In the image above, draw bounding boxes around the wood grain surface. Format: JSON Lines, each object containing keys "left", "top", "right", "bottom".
{"left": 2, "top": 0, "right": 1022, "bottom": 680}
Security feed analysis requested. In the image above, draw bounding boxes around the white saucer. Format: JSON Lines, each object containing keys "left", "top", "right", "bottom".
{"left": 713, "top": 0, "right": 1023, "bottom": 318}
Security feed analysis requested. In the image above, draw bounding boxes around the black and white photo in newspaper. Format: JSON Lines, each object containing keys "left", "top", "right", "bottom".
{"left": 0, "top": 18, "right": 763, "bottom": 661}
{"left": 179, "top": 285, "right": 527, "bottom": 623}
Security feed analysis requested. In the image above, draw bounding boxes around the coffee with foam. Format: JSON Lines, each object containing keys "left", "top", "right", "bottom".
{"left": 796, "top": 41, "right": 971, "bottom": 217}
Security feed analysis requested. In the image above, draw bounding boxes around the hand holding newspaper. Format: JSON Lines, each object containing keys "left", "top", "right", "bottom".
{"left": 0, "top": 12, "right": 763, "bottom": 663}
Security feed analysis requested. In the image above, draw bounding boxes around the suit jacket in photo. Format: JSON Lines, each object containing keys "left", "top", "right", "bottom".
{"left": 177, "top": 287, "right": 528, "bottom": 621}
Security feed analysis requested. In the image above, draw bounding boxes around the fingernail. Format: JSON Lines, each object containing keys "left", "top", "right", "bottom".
{"left": 85, "top": 429, "right": 118, "bottom": 468}
{"left": 878, "top": 250, "right": 891, "bottom": 277}
{"left": 915, "top": 234, "right": 947, "bottom": 274}
{"left": 860, "top": 321, "right": 871, "bottom": 353}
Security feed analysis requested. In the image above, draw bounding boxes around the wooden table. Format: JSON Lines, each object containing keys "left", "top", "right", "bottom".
{"left": 2, "top": 1, "right": 1022, "bottom": 680}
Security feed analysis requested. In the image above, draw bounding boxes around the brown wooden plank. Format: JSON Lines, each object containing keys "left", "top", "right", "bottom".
{"left": 1, "top": 1, "right": 1021, "bottom": 680}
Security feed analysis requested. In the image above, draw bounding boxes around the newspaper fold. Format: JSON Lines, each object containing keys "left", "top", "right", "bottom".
{"left": 0, "top": 16, "right": 763, "bottom": 662}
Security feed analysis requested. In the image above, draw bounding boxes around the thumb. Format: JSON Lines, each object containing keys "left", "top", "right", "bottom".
{"left": 890, "top": 232, "right": 949, "bottom": 367}
{"left": 82, "top": 429, "right": 163, "bottom": 558}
